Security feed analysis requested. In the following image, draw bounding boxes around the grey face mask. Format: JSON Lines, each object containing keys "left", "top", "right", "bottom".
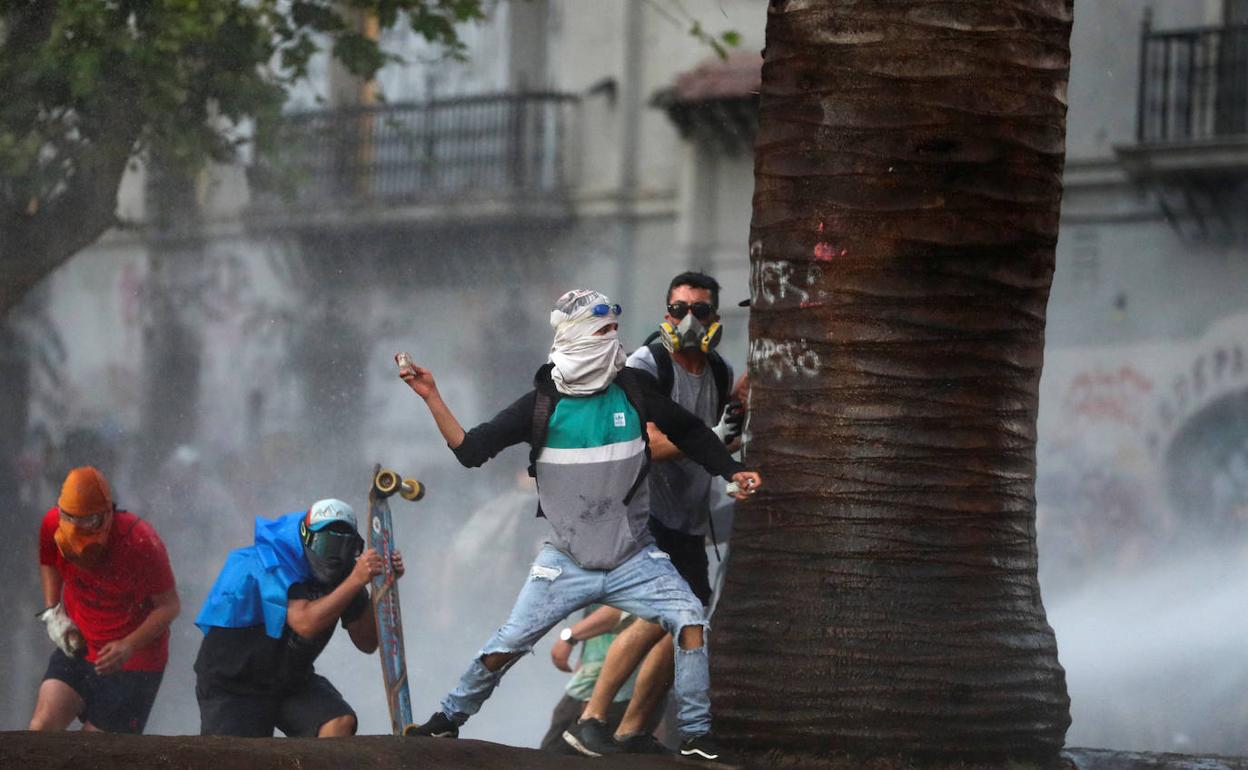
{"left": 662, "top": 314, "right": 707, "bottom": 353}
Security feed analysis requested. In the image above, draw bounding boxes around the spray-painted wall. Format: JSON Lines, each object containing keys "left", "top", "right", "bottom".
{"left": 1037, "top": 0, "right": 1248, "bottom": 754}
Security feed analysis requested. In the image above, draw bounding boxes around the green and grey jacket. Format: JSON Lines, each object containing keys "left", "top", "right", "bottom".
{"left": 452, "top": 364, "right": 744, "bottom": 570}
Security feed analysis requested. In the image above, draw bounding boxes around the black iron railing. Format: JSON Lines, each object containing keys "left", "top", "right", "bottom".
{"left": 252, "top": 92, "right": 578, "bottom": 209}
{"left": 1137, "top": 14, "right": 1248, "bottom": 143}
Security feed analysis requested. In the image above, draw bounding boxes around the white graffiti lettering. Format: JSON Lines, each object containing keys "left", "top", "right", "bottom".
{"left": 750, "top": 259, "right": 823, "bottom": 309}
{"left": 750, "top": 337, "right": 820, "bottom": 380}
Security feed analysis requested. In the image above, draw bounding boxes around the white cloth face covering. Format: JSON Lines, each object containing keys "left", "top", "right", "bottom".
{"left": 548, "top": 289, "right": 626, "bottom": 396}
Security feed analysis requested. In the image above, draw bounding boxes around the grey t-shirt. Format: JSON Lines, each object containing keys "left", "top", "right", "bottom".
{"left": 626, "top": 345, "right": 733, "bottom": 535}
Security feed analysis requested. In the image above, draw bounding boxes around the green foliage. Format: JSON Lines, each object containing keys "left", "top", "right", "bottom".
{"left": 640, "top": 0, "right": 742, "bottom": 60}
{"left": 0, "top": 0, "right": 486, "bottom": 213}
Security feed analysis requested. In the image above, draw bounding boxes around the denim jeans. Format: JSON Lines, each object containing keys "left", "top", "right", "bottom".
{"left": 440, "top": 543, "right": 711, "bottom": 738}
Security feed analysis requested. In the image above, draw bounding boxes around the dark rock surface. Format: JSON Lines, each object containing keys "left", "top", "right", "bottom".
{"left": 4, "top": 732, "right": 1248, "bottom": 770}
{"left": 0, "top": 732, "right": 685, "bottom": 770}
{"left": 1064, "top": 748, "right": 1248, "bottom": 770}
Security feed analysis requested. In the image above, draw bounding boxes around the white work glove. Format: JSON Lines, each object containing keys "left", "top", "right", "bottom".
{"left": 711, "top": 401, "right": 745, "bottom": 445}
{"left": 37, "top": 603, "right": 85, "bottom": 658}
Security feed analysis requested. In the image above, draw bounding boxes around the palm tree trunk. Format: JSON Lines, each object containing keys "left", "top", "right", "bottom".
{"left": 713, "top": 0, "right": 1073, "bottom": 761}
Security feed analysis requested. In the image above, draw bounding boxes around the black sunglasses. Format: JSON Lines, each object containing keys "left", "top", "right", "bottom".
{"left": 667, "top": 301, "right": 716, "bottom": 321}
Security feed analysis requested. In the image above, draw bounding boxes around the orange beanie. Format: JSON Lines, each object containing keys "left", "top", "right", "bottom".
{"left": 58, "top": 466, "right": 113, "bottom": 517}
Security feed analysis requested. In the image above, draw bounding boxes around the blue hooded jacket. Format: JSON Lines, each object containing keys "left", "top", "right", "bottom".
{"left": 195, "top": 511, "right": 312, "bottom": 639}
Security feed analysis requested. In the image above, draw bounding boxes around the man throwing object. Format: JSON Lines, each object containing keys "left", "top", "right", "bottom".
{"left": 397, "top": 289, "right": 760, "bottom": 764}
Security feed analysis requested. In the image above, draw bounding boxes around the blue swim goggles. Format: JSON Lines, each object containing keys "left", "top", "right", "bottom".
{"left": 590, "top": 303, "right": 622, "bottom": 317}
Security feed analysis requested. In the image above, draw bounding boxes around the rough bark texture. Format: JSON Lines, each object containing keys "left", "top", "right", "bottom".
{"left": 0, "top": 323, "right": 33, "bottom": 714}
{"left": 713, "top": 0, "right": 1074, "bottom": 761}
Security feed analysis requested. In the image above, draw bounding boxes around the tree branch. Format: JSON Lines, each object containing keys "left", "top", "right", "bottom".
{"left": 0, "top": 97, "right": 143, "bottom": 317}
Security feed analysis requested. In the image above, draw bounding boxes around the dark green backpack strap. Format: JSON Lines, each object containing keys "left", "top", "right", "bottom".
{"left": 529, "top": 390, "right": 554, "bottom": 478}
{"left": 615, "top": 367, "right": 649, "bottom": 438}
{"left": 615, "top": 368, "right": 652, "bottom": 506}
{"left": 529, "top": 387, "right": 557, "bottom": 519}
{"left": 707, "top": 351, "right": 731, "bottom": 419}
{"left": 646, "top": 341, "right": 675, "bottom": 397}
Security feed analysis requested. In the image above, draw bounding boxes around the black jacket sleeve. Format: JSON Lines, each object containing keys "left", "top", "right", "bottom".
{"left": 644, "top": 387, "right": 746, "bottom": 481}
{"left": 451, "top": 390, "right": 536, "bottom": 468}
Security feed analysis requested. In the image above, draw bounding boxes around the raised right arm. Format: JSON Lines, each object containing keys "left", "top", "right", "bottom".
{"left": 451, "top": 390, "right": 536, "bottom": 468}
{"left": 396, "top": 353, "right": 533, "bottom": 467}
{"left": 423, "top": 389, "right": 468, "bottom": 449}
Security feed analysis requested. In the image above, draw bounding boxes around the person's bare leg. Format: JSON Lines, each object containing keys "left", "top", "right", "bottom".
{"left": 677, "top": 624, "right": 703, "bottom": 651}
{"left": 28, "top": 679, "right": 83, "bottom": 731}
{"left": 613, "top": 632, "right": 674, "bottom": 738}
{"left": 318, "top": 714, "right": 357, "bottom": 737}
{"left": 579, "top": 620, "right": 666, "bottom": 721}
{"left": 480, "top": 651, "right": 522, "bottom": 672}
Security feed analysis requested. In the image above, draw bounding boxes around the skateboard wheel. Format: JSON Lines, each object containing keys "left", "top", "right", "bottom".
{"left": 401, "top": 723, "right": 421, "bottom": 737}
{"left": 374, "top": 469, "right": 401, "bottom": 496}
{"left": 400, "top": 478, "right": 425, "bottom": 501}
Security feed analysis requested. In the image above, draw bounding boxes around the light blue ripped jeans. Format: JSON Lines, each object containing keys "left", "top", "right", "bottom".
{"left": 439, "top": 543, "right": 711, "bottom": 738}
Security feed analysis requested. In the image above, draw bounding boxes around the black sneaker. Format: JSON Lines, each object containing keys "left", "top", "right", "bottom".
{"left": 404, "top": 711, "right": 460, "bottom": 738}
{"left": 679, "top": 733, "right": 736, "bottom": 765}
{"left": 615, "top": 732, "right": 670, "bottom": 755}
{"left": 561, "top": 718, "right": 621, "bottom": 757}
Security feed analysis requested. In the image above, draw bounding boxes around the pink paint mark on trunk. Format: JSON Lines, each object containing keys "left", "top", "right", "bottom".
{"left": 813, "top": 242, "right": 847, "bottom": 261}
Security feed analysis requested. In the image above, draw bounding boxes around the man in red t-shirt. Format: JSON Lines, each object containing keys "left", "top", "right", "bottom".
{"left": 28, "top": 466, "right": 180, "bottom": 733}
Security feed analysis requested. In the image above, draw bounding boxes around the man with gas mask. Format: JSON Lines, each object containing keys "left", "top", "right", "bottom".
{"left": 30, "top": 466, "right": 180, "bottom": 733}
{"left": 395, "top": 288, "right": 761, "bottom": 764}
{"left": 562, "top": 271, "right": 745, "bottom": 757}
{"left": 193, "top": 498, "right": 402, "bottom": 737}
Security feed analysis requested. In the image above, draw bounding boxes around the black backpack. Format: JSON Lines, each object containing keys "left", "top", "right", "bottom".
{"left": 641, "top": 334, "right": 731, "bottom": 420}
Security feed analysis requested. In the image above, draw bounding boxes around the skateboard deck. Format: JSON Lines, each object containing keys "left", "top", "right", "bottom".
{"left": 368, "top": 464, "right": 425, "bottom": 736}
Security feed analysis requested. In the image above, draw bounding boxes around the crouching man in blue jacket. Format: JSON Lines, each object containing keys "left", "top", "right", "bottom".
{"left": 193, "top": 499, "right": 402, "bottom": 737}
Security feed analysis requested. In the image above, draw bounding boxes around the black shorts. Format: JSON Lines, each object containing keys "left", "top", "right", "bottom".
{"left": 196, "top": 673, "right": 356, "bottom": 737}
{"left": 43, "top": 648, "right": 163, "bottom": 733}
{"left": 648, "top": 517, "right": 712, "bottom": 607}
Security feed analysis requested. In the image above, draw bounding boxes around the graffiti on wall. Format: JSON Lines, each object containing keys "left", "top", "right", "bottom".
{"left": 1146, "top": 342, "right": 1248, "bottom": 459}
{"left": 1037, "top": 314, "right": 1248, "bottom": 594}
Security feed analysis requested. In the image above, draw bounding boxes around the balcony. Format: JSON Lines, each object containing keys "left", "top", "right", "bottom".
{"left": 1135, "top": 19, "right": 1248, "bottom": 143}
{"left": 247, "top": 92, "right": 580, "bottom": 229}
{"left": 1116, "top": 13, "right": 1248, "bottom": 242}
{"left": 652, "top": 52, "right": 761, "bottom": 155}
